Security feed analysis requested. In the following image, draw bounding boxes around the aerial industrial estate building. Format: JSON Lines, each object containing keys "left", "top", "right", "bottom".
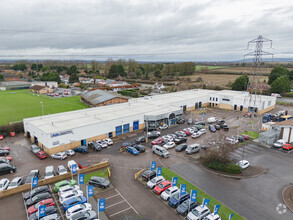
{"left": 23, "top": 89, "right": 276, "bottom": 154}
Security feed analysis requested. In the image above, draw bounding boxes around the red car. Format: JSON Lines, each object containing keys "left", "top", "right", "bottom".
{"left": 241, "top": 134, "right": 251, "bottom": 140}
{"left": 27, "top": 198, "right": 55, "bottom": 215}
{"left": 153, "top": 180, "right": 171, "bottom": 195}
{"left": 0, "top": 146, "right": 10, "bottom": 151}
{"left": 0, "top": 135, "right": 3, "bottom": 140}
{"left": 283, "top": 143, "right": 293, "bottom": 151}
{"left": 182, "top": 129, "right": 191, "bottom": 136}
{"left": 36, "top": 151, "right": 47, "bottom": 159}
{"left": 0, "top": 156, "right": 11, "bottom": 161}
{"left": 78, "top": 160, "right": 89, "bottom": 169}
{"left": 151, "top": 138, "right": 164, "bottom": 145}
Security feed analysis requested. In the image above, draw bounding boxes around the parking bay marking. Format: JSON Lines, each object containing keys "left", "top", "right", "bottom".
{"left": 105, "top": 193, "right": 120, "bottom": 200}
{"left": 115, "top": 188, "right": 139, "bottom": 215}
{"left": 109, "top": 207, "right": 132, "bottom": 217}
{"left": 106, "top": 200, "right": 126, "bottom": 209}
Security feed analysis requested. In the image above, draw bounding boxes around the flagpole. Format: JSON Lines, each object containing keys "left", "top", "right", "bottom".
{"left": 98, "top": 199, "right": 100, "bottom": 220}
{"left": 86, "top": 186, "right": 88, "bottom": 201}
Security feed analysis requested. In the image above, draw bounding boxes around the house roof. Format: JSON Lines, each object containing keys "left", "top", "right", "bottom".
{"left": 30, "top": 85, "right": 46, "bottom": 91}
{"left": 82, "top": 89, "right": 128, "bottom": 105}
{"left": 274, "top": 119, "right": 293, "bottom": 126}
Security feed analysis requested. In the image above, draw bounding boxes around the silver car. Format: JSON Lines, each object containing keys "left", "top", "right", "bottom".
{"left": 51, "top": 152, "right": 67, "bottom": 160}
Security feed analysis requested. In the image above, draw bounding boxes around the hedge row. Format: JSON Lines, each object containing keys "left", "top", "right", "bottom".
{"left": 206, "top": 160, "right": 242, "bottom": 174}
{"left": 0, "top": 122, "right": 24, "bottom": 135}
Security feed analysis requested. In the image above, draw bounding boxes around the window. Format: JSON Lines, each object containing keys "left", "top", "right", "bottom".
{"left": 222, "top": 98, "right": 230, "bottom": 101}
{"left": 213, "top": 97, "right": 215, "bottom": 101}
{"left": 210, "top": 97, "right": 212, "bottom": 101}
{"left": 216, "top": 98, "right": 218, "bottom": 101}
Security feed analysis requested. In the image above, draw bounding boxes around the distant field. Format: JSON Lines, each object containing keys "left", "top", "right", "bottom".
{"left": 0, "top": 90, "right": 88, "bottom": 126}
{"left": 196, "top": 65, "right": 226, "bottom": 71}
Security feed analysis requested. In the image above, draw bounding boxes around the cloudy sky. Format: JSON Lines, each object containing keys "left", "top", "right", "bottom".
{"left": 0, "top": 0, "right": 293, "bottom": 61}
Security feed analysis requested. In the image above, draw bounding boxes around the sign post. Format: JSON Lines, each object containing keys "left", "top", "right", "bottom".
{"left": 171, "top": 177, "right": 178, "bottom": 187}
{"left": 98, "top": 198, "right": 106, "bottom": 220}
{"left": 150, "top": 161, "right": 156, "bottom": 171}
{"left": 87, "top": 185, "right": 94, "bottom": 201}
{"left": 78, "top": 173, "right": 84, "bottom": 186}
{"left": 203, "top": 112, "right": 206, "bottom": 119}
{"left": 31, "top": 177, "right": 39, "bottom": 200}
{"left": 38, "top": 205, "right": 46, "bottom": 219}
{"left": 214, "top": 204, "right": 221, "bottom": 215}
{"left": 202, "top": 198, "right": 210, "bottom": 208}
{"left": 229, "top": 213, "right": 235, "bottom": 220}
{"left": 71, "top": 164, "right": 77, "bottom": 180}
{"left": 180, "top": 184, "right": 186, "bottom": 202}
{"left": 189, "top": 190, "right": 197, "bottom": 213}
{"left": 156, "top": 167, "right": 162, "bottom": 177}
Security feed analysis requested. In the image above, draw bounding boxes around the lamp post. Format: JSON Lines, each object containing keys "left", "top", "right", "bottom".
{"left": 40, "top": 102, "right": 44, "bottom": 116}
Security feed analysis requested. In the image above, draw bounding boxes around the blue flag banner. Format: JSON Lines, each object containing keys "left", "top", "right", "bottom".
{"left": 190, "top": 190, "right": 197, "bottom": 202}
{"left": 88, "top": 185, "right": 94, "bottom": 198}
{"left": 180, "top": 184, "right": 187, "bottom": 195}
{"left": 203, "top": 112, "right": 206, "bottom": 119}
{"left": 229, "top": 213, "right": 235, "bottom": 220}
{"left": 214, "top": 204, "right": 221, "bottom": 215}
{"left": 79, "top": 174, "right": 84, "bottom": 184}
{"left": 202, "top": 198, "right": 210, "bottom": 207}
{"left": 38, "top": 205, "right": 46, "bottom": 218}
{"left": 150, "top": 161, "right": 156, "bottom": 171}
{"left": 99, "top": 198, "right": 106, "bottom": 212}
{"left": 31, "top": 177, "right": 39, "bottom": 188}
{"left": 72, "top": 164, "right": 77, "bottom": 174}
{"left": 172, "top": 177, "right": 178, "bottom": 187}
{"left": 157, "top": 167, "right": 162, "bottom": 176}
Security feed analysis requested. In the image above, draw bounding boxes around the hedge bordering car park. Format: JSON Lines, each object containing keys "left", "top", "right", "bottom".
{"left": 206, "top": 160, "right": 242, "bottom": 174}
{"left": 162, "top": 167, "right": 245, "bottom": 220}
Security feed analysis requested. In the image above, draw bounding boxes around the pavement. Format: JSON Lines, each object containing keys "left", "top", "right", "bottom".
{"left": 283, "top": 185, "right": 293, "bottom": 213}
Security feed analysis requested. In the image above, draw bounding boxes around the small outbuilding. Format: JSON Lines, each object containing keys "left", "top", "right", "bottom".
{"left": 30, "top": 85, "right": 53, "bottom": 94}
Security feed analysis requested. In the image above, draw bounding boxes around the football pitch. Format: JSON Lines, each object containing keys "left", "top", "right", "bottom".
{"left": 0, "top": 90, "right": 88, "bottom": 126}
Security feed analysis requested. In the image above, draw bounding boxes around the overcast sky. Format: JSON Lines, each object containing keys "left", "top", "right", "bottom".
{"left": 0, "top": 0, "right": 293, "bottom": 61}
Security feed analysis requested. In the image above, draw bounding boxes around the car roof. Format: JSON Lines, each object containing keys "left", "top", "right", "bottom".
{"left": 0, "top": 178, "right": 8, "bottom": 183}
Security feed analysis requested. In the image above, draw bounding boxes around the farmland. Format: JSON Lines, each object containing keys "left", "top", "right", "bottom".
{"left": 195, "top": 65, "right": 226, "bottom": 71}
{"left": 0, "top": 90, "right": 88, "bottom": 125}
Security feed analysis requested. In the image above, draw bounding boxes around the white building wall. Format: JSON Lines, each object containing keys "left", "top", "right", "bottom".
{"left": 283, "top": 127, "right": 290, "bottom": 142}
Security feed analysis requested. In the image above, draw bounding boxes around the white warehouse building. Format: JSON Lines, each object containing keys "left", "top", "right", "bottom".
{"left": 23, "top": 89, "right": 276, "bottom": 155}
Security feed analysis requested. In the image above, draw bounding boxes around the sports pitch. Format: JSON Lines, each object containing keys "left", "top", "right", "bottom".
{"left": 0, "top": 90, "right": 88, "bottom": 126}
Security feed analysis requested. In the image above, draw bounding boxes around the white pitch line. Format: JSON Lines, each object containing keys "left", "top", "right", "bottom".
{"left": 106, "top": 200, "right": 126, "bottom": 209}
{"left": 109, "top": 207, "right": 132, "bottom": 217}
{"left": 115, "top": 188, "right": 139, "bottom": 215}
{"left": 105, "top": 193, "right": 120, "bottom": 200}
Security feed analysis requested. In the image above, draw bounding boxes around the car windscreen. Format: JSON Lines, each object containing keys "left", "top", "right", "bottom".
{"left": 59, "top": 168, "right": 67, "bottom": 173}
{"left": 191, "top": 209, "right": 200, "bottom": 216}
{"left": 173, "top": 193, "right": 180, "bottom": 200}
{"left": 45, "top": 171, "right": 54, "bottom": 177}
{"left": 150, "top": 178, "right": 157, "bottom": 183}
{"left": 10, "top": 181, "right": 17, "bottom": 186}
{"left": 164, "top": 188, "right": 171, "bottom": 194}
{"left": 158, "top": 183, "right": 164, "bottom": 188}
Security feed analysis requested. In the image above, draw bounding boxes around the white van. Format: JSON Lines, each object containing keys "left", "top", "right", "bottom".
{"left": 152, "top": 145, "right": 169, "bottom": 158}
{"left": 67, "top": 160, "right": 79, "bottom": 172}
{"left": 273, "top": 139, "right": 286, "bottom": 148}
{"left": 44, "top": 166, "right": 55, "bottom": 179}
{"left": 271, "top": 93, "right": 282, "bottom": 98}
{"left": 185, "top": 144, "right": 200, "bottom": 154}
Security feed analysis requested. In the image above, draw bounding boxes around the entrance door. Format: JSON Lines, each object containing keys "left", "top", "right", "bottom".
{"left": 81, "top": 139, "right": 86, "bottom": 146}
{"left": 133, "top": 121, "right": 139, "bottom": 131}
{"left": 199, "top": 102, "right": 202, "bottom": 108}
{"left": 108, "top": 132, "right": 113, "bottom": 138}
{"left": 234, "top": 105, "right": 237, "bottom": 110}
{"left": 183, "top": 105, "right": 187, "bottom": 112}
{"left": 123, "top": 124, "right": 130, "bottom": 134}
{"left": 195, "top": 103, "right": 198, "bottom": 109}
{"left": 115, "top": 126, "right": 122, "bottom": 136}
{"left": 34, "top": 137, "right": 38, "bottom": 144}
{"left": 240, "top": 105, "right": 243, "bottom": 111}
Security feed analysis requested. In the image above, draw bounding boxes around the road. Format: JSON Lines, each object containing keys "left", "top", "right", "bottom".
{"left": 279, "top": 97, "right": 293, "bottom": 103}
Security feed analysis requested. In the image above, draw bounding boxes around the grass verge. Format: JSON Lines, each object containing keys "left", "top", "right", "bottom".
{"left": 240, "top": 131, "right": 259, "bottom": 139}
{"left": 162, "top": 167, "right": 244, "bottom": 220}
{"left": 84, "top": 169, "right": 108, "bottom": 183}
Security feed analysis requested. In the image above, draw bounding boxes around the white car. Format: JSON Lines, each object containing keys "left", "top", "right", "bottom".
{"left": 237, "top": 160, "right": 250, "bottom": 169}
{"left": 0, "top": 178, "right": 10, "bottom": 191}
{"left": 65, "top": 149, "right": 75, "bottom": 156}
{"left": 203, "top": 213, "right": 222, "bottom": 220}
{"left": 191, "top": 132, "right": 201, "bottom": 139}
{"left": 273, "top": 139, "right": 286, "bottom": 148}
{"left": 44, "top": 166, "right": 55, "bottom": 179}
{"left": 160, "top": 186, "right": 179, "bottom": 200}
{"left": 226, "top": 137, "right": 238, "bottom": 145}
{"left": 207, "top": 117, "right": 217, "bottom": 123}
{"left": 57, "top": 165, "right": 68, "bottom": 175}
{"left": 59, "top": 189, "right": 83, "bottom": 204}
{"left": 271, "top": 93, "right": 282, "bottom": 98}
{"left": 7, "top": 177, "right": 23, "bottom": 190}
{"left": 163, "top": 142, "right": 175, "bottom": 149}
{"left": 147, "top": 131, "right": 161, "bottom": 136}
{"left": 58, "top": 185, "right": 80, "bottom": 196}
{"left": 198, "top": 129, "right": 207, "bottom": 135}
{"left": 97, "top": 140, "right": 108, "bottom": 148}
{"left": 67, "top": 160, "right": 79, "bottom": 172}
{"left": 146, "top": 176, "right": 165, "bottom": 189}
{"left": 66, "top": 203, "right": 92, "bottom": 219}
{"left": 187, "top": 205, "right": 210, "bottom": 220}
{"left": 162, "top": 135, "right": 173, "bottom": 142}
{"left": 103, "top": 138, "right": 113, "bottom": 145}
{"left": 159, "top": 124, "right": 168, "bottom": 130}
{"left": 51, "top": 152, "right": 67, "bottom": 160}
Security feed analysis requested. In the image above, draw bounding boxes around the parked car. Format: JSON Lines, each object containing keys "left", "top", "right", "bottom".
{"left": 216, "top": 120, "right": 225, "bottom": 125}
{"left": 186, "top": 144, "right": 200, "bottom": 154}
{"left": 68, "top": 160, "right": 79, "bottom": 172}
{"left": 134, "top": 144, "right": 145, "bottom": 153}
{"left": 177, "top": 118, "right": 185, "bottom": 124}
{"left": 0, "top": 156, "right": 11, "bottom": 161}
{"left": 40, "top": 213, "right": 60, "bottom": 220}
{"left": 160, "top": 186, "right": 179, "bottom": 201}
{"left": 221, "top": 124, "right": 229, "bottom": 131}
{"left": 103, "top": 138, "right": 113, "bottom": 145}
{"left": 282, "top": 143, "right": 293, "bottom": 150}
{"left": 182, "top": 129, "right": 192, "bottom": 136}
{"left": 153, "top": 180, "right": 172, "bottom": 195}
{"left": 89, "top": 176, "right": 110, "bottom": 189}
{"left": 51, "top": 152, "right": 67, "bottom": 160}
{"left": 88, "top": 142, "right": 102, "bottom": 151}
{"left": 209, "top": 125, "right": 216, "bottom": 132}
{"left": 236, "top": 160, "right": 250, "bottom": 169}
{"left": 162, "top": 135, "right": 173, "bottom": 142}
{"left": 121, "top": 142, "right": 134, "bottom": 149}
{"left": 64, "top": 150, "right": 75, "bottom": 156}
{"left": 194, "top": 121, "right": 205, "bottom": 126}
{"left": 159, "top": 124, "right": 169, "bottom": 130}
{"left": 53, "top": 180, "right": 76, "bottom": 192}
{"left": 271, "top": 93, "right": 282, "bottom": 98}
{"left": 59, "top": 190, "right": 83, "bottom": 204}
{"left": 226, "top": 137, "right": 238, "bottom": 145}
{"left": 152, "top": 145, "right": 170, "bottom": 158}
{"left": 29, "top": 206, "right": 57, "bottom": 220}
{"left": 0, "top": 163, "right": 16, "bottom": 175}
{"left": 0, "top": 146, "right": 10, "bottom": 151}
{"left": 7, "top": 177, "right": 22, "bottom": 189}
{"left": 25, "top": 170, "right": 40, "bottom": 184}
{"left": 187, "top": 205, "right": 210, "bottom": 220}
{"left": 203, "top": 214, "right": 222, "bottom": 220}
{"left": 147, "top": 131, "right": 160, "bottom": 139}
{"left": 191, "top": 132, "right": 200, "bottom": 139}
{"left": 177, "top": 200, "right": 198, "bottom": 216}
{"left": 57, "top": 165, "right": 68, "bottom": 175}
{"left": 175, "top": 144, "right": 188, "bottom": 152}
{"left": 0, "top": 150, "right": 9, "bottom": 156}
{"left": 25, "top": 192, "right": 52, "bottom": 208}
{"left": 207, "top": 117, "right": 217, "bottom": 123}
{"left": 0, "top": 158, "right": 10, "bottom": 165}
{"left": 169, "top": 192, "right": 190, "bottom": 208}
{"left": 135, "top": 136, "right": 146, "bottom": 144}
{"left": 163, "top": 142, "right": 175, "bottom": 149}
{"left": 151, "top": 138, "right": 164, "bottom": 145}
{"left": 174, "top": 137, "right": 187, "bottom": 144}
{"left": 68, "top": 210, "right": 97, "bottom": 220}
{"left": 30, "top": 145, "right": 41, "bottom": 154}
{"left": 0, "top": 178, "right": 10, "bottom": 191}
{"left": 63, "top": 196, "right": 87, "bottom": 211}
{"left": 187, "top": 119, "right": 193, "bottom": 125}
{"left": 78, "top": 160, "right": 89, "bottom": 169}
{"left": 127, "top": 146, "right": 140, "bottom": 155}
{"left": 36, "top": 151, "right": 47, "bottom": 160}
{"left": 24, "top": 186, "right": 50, "bottom": 201}
{"left": 58, "top": 185, "right": 80, "bottom": 197}
{"left": 27, "top": 198, "right": 55, "bottom": 216}
{"left": 44, "top": 166, "right": 55, "bottom": 179}
{"left": 147, "top": 176, "right": 165, "bottom": 189}
{"left": 73, "top": 146, "right": 89, "bottom": 153}
{"left": 65, "top": 203, "right": 92, "bottom": 219}
{"left": 142, "top": 169, "right": 156, "bottom": 181}
{"left": 274, "top": 139, "right": 286, "bottom": 148}
{"left": 241, "top": 134, "right": 251, "bottom": 140}
{"left": 97, "top": 140, "right": 108, "bottom": 148}
{"left": 198, "top": 129, "right": 207, "bottom": 135}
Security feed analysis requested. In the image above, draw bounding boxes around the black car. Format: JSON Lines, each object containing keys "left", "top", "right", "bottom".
{"left": 175, "top": 144, "right": 188, "bottom": 152}
{"left": 236, "top": 135, "right": 245, "bottom": 142}
{"left": 0, "top": 150, "right": 9, "bottom": 156}
{"left": 23, "top": 185, "right": 50, "bottom": 201}
{"left": 148, "top": 133, "right": 160, "bottom": 139}
{"left": 176, "top": 118, "right": 185, "bottom": 124}
{"left": 221, "top": 124, "right": 229, "bottom": 131}
{"left": 29, "top": 206, "right": 57, "bottom": 220}
{"left": 0, "top": 163, "right": 16, "bottom": 175}
{"left": 209, "top": 125, "right": 216, "bottom": 132}
{"left": 216, "top": 120, "right": 225, "bottom": 125}
{"left": 176, "top": 200, "right": 198, "bottom": 216}
{"left": 89, "top": 176, "right": 110, "bottom": 189}
{"left": 174, "top": 137, "right": 187, "bottom": 144}
{"left": 25, "top": 192, "right": 52, "bottom": 208}
{"left": 134, "top": 145, "right": 145, "bottom": 153}
{"left": 194, "top": 121, "right": 205, "bottom": 126}
{"left": 174, "top": 131, "right": 185, "bottom": 137}
{"left": 88, "top": 142, "right": 102, "bottom": 151}
{"left": 215, "top": 124, "right": 221, "bottom": 130}
{"left": 25, "top": 170, "right": 40, "bottom": 185}
{"left": 142, "top": 170, "right": 156, "bottom": 181}
{"left": 73, "top": 146, "right": 89, "bottom": 153}
{"left": 0, "top": 158, "right": 10, "bottom": 165}
{"left": 135, "top": 136, "right": 146, "bottom": 144}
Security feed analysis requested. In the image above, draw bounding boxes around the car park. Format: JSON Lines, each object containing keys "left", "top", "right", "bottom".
{"left": 153, "top": 180, "right": 172, "bottom": 195}
{"left": 274, "top": 139, "right": 286, "bottom": 148}
{"left": 7, "top": 177, "right": 22, "bottom": 189}
{"left": 191, "top": 132, "right": 200, "bottom": 139}
{"left": 175, "top": 144, "right": 188, "bottom": 152}
{"left": 174, "top": 136, "right": 187, "bottom": 144}
{"left": 24, "top": 186, "right": 50, "bottom": 201}
{"left": 237, "top": 160, "right": 250, "bottom": 169}
{"left": 65, "top": 149, "right": 75, "bottom": 156}
{"left": 177, "top": 200, "right": 198, "bottom": 216}
{"left": 187, "top": 205, "right": 210, "bottom": 220}
{"left": 51, "top": 152, "right": 67, "bottom": 160}
{"left": 151, "top": 138, "right": 164, "bottom": 145}
{"left": 57, "top": 165, "right": 68, "bottom": 175}
{"left": 36, "top": 151, "right": 47, "bottom": 160}
{"left": 59, "top": 189, "right": 83, "bottom": 204}
{"left": 0, "top": 163, "right": 16, "bottom": 175}
{"left": 27, "top": 198, "right": 55, "bottom": 216}
{"left": 160, "top": 186, "right": 179, "bottom": 201}
{"left": 89, "top": 176, "right": 110, "bottom": 189}
{"left": 209, "top": 125, "right": 216, "bottom": 132}
{"left": 63, "top": 196, "right": 87, "bottom": 211}
{"left": 134, "top": 144, "right": 145, "bottom": 153}
{"left": 68, "top": 210, "right": 97, "bottom": 220}
{"left": 0, "top": 150, "right": 9, "bottom": 156}
{"left": 53, "top": 180, "right": 77, "bottom": 192}
{"left": 44, "top": 166, "right": 55, "bottom": 179}
{"left": 127, "top": 146, "right": 140, "bottom": 155}
{"left": 163, "top": 142, "right": 175, "bottom": 149}
{"left": 203, "top": 214, "right": 222, "bottom": 220}
{"left": 142, "top": 170, "right": 156, "bottom": 181}
{"left": 30, "top": 145, "right": 41, "bottom": 154}
{"left": 135, "top": 136, "right": 146, "bottom": 144}
{"left": 159, "top": 124, "right": 169, "bottom": 130}
{"left": 186, "top": 144, "right": 200, "bottom": 155}
{"left": 88, "top": 142, "right": 102, "bottom": 151}
{"left": 147, "top": 176, "right": 165, "bottom": 189}
{"left": 0, "top": 178, "right": 10, "bottom": 191}
{"left": 78, "top": 160, "right": 89, "bottom": 169}
{"left": 29, "top": 206, "right": 57, "bottom": 220}
{"left": 25, "top": 192, "right": 52, "bottom": 208}
{"left": 73, "top": 146, "right": 89, "bottom": 153}
{"left": 152, "top": 145, "right": 170, "bottom": 158}
{"left": 169, "top": 192, "right": 190, "bottom": 208}
{"left": 103, "top": 138, "right": 113, "bottom": 145}
{"left": 207, "top": 117, "right": 217, "bottom": 123}
{"left": 58, "top": 185, "right": 80, "bottom": 197}
{"left": 68, "top": 160, "right": 79, "bottom": 172}
{"left": 65, "top": 203, "right": 92, "bottom": 219}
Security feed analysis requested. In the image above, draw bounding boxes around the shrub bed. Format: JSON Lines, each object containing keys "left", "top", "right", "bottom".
{"left": 206, "top": 160, "right": 242, "bottom": 174}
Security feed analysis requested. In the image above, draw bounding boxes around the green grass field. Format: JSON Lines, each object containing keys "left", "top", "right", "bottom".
{"left": 162, "top": 167, "right": 244, "bottom": 220}
{"left": 240, "top": 131, "right": 259, "bottom": 139}
{"left": 195, "top": 65, "right": 226, "bottom": 71}
{"left": 0, "top": 89, "right": 88, "bottom": 125}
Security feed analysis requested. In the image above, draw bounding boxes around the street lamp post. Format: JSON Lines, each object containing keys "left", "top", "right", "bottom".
{"left": 40, "top": 102, "right": 44, "bottom": 116}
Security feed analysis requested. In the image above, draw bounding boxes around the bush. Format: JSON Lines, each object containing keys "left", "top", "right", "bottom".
{"left": 206, "top": 160, "right": 242, "bottom": 174}
{"left": 225, "top": 164, "right": 242, "bottom": 174}
{"left": 0, "top": 122, "right": 24, "bottom": 134}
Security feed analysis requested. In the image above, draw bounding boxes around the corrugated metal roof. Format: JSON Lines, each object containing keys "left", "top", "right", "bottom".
{"left": 82, "top": 89, "right": 128, "bottom": 105}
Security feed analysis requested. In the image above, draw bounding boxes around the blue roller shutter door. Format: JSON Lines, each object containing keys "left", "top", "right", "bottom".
{"left": 123, "top": 124, "right": 130, "bottom": 134}
{"left": 133, "top": 121, "right": 139, "bottom": 131}
{"left": 115, "top": 126, "right": 122, "bottom": 136}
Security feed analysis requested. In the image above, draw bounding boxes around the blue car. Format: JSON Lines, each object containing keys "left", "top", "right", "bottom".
{"left": 73, "top": 146, "right": 89, "bottom": 153}
{"left": 63, "top": 196, "right": 87, "bottom": 211}
{"left": 127, "top": 146, "right": 139, "bottom": 155}
{"left": 169, "top": 192, "right": 190, "bottom": 208}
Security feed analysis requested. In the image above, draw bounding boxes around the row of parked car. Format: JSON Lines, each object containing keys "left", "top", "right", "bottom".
{"left": 141, "top": 170, "right": 221, "bottom": 220}
{"left": 0, "top": 148, "right": 16, "bottom": 176}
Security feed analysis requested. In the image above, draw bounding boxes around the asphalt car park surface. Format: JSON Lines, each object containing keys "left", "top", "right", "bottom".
{"left": 1, "top": 106, "right": 293, "bottom": 219}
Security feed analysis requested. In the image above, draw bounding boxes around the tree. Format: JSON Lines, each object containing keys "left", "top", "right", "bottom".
{"left": 268, "top": 66, "right": 289, "bottom": 84}
{"left": 108, "top": 64, "right": 125, "bottom": 79}
{"left": 66, "top": 65, "right": 78, "bottom": 75}
{"left": 12, "top": 64, "right": 27, "bottom": 71}
{"left": 37, "top": 64, "right": 43, "bottom": 70}
{"left": 69, "top": 73, "right": 79, "bottom": 83}
{"left": 0, "top": 74, "right": 3, "bottom": 81}
{"left": 231, "top": 75, "right": 249, "bottom": 91}
{"left": 40, "top": 72, "right": 61, "bottom": 83}
{"left": 270, "top": 76, "right": 291, "bottom": 93}
{"left": 154, "top": 70, "right": 162, "bottom": 78}
{"left": 31, "top": 63, "right": 37, "bottom": 70}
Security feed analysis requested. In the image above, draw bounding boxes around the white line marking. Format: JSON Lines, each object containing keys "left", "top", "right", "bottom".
{"left": 246, "top": 145, "right": 260, "bottom": 152}
{"left": 106, "top": 200, "right": 126, "bottom": 209}
{"left": 230, "top": 152, "right": 241, "bottom": 158}
{"left": 105, "top": 193, "right": 120, "bottom": 200}
{"left": 115, "top": 188, "right": 139, "bottom": 215}
{"left": 242, "top": 148, "right": 258, "bottom": 154}
{"left": 231, "top": 151, "right": 243, "bottom": 156}
{"left": 109, "top": 207, "right": 132, "bottom": 217}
